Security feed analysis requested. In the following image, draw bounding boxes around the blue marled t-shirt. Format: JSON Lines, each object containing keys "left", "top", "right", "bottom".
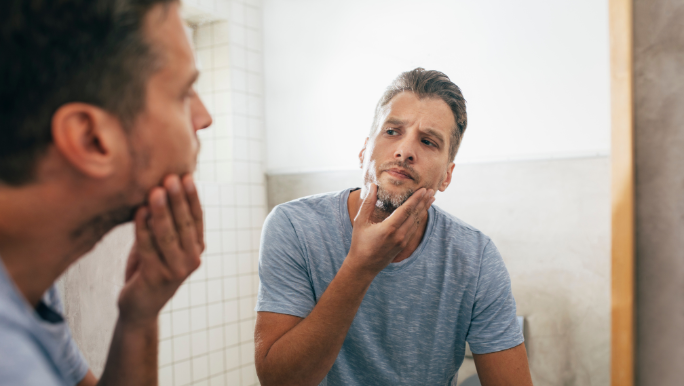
{"left": 256, "top": 188, "right": 523, "bottom": 385}
{"left": 0, "top": 257, "right": 88, "bottom": 386}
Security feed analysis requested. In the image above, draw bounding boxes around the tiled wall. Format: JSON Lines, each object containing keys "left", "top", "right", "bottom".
{"left": 159, "top": 1, "right": 266, "bottom": 385}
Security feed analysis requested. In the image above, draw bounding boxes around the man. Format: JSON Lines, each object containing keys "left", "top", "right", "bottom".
{"left": 0, "top": 0, "right": 211, "bottom": 385}
{"left": 255, "top": 68, "right": 533, "bottom": 385}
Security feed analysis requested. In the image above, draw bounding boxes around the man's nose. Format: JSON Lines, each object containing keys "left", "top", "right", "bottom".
{"left": 192, "top": 93, "right": 213, "bottom": 132}
{"left": 394, "top": 137, "right": 417, "bottom": 163}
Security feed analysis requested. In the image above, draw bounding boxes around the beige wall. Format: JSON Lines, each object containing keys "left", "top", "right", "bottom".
{"left": 634, "top": 0, "right": 684, "bottom": 383}
{"left": 267, "top": 156, "right": 611, "bottom": 386}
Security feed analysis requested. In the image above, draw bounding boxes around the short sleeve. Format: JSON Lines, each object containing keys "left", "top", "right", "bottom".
{"left": 47, "top": 286, "right": 90, "bottom": 385}
{"left": 255, "top": 206, "right": 316, "bottom": 318}
{"left": 466, "top": 240, "right": 524, "bottom": 354}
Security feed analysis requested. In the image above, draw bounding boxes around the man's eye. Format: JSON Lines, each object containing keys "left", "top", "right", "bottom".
{"left": 422, "top": 139, "right": 435, "bottom": 146}
{"left": 386, "top": 129, "right": 398, "bottom": 135}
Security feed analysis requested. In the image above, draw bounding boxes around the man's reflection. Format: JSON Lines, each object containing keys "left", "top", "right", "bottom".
{"left": 254, "top": 68, "right": 532, "bottom": 385}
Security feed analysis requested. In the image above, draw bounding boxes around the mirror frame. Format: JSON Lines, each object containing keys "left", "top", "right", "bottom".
{"left": 609, "top": 0, "right": 635, "bottom": 384}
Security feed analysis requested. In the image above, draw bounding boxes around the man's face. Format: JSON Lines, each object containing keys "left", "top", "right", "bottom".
{"left": 123, "top": 3, "right": 211, "bottom": 203}
{"left": 360, "top": 91, "right": 455, "bottom": 211}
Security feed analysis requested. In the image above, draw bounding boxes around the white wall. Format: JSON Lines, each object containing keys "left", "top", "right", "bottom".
{"left": 263, "top": 0, "right": 611, "bottom": 173}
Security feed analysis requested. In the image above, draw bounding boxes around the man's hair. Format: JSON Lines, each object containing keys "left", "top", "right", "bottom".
{"left": 0, "top": 0, "right": 176, "bottom": 186}
{"left": 370, "top": 68, "right": 468, "bottom": 163}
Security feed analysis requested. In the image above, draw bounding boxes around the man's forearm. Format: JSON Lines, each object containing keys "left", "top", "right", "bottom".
{"left": 258, "top": 258, "right": 376, "bottom": 386}
{"left": 97, "top": 319, "right": 158, "bottom": 386}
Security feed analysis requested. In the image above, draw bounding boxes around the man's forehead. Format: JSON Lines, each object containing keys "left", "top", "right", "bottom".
{"left": 382, "top": 92, "right": 456, "bottom": 131}
{"left": 144, "top": 3, "right": 194, "bottom": 69}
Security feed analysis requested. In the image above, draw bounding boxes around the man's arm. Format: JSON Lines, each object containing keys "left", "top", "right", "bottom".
{"left": 79, "top": 174, "right": 203, "bottom": 386}
{"left": 473, "top": 343, "right": 533, "bottom": 386}
{"left": 254, "top": 184, "right": 435, "bottom": 386}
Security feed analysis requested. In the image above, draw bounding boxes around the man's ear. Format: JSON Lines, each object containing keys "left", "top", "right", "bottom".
{"left": 439, "top": 162, "right": 456, "bottom": 192}
{"left": 359, "top": 137, "right": 369, "bottom": 168}
{"left": 51, "top": 103, "right": 125, "bottom": 179}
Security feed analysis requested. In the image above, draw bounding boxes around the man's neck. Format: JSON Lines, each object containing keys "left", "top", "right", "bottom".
{"left": 0, "top": 183, "right": 111, "bottom": 306}
{"left": 347, "top": 189, "right": 428, "bottom": 264}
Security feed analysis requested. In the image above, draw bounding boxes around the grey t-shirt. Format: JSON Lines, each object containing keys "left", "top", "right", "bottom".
{"left": 0, "top": 257, "right": 88, "bottom": 386}
{"left": 256, "top": 189, "right": 523, "bottom": 385}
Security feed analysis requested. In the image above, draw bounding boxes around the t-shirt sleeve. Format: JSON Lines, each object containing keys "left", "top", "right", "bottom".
{"left": 48, "top": 286, "right": 90, "bottom": 385}
{"left": 466, "top": 240, "right": 524, "bottom": 354}
{"left": 255, "top": 206, "right": 316, "bottom": 318}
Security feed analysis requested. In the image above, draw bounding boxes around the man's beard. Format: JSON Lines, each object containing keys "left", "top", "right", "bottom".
{"left": 376, "top": 184, "right": 415, "bottom": 213}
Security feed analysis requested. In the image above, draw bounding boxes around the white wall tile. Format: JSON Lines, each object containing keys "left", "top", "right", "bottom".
{"left": 225, "top": 299, "right": 239, "bottom": 323}
{"left": 174, "top": 359, "right": 192, "bottom": 386}
{"left": 190, "top": 282, "right": 207, "bottom": 307}
{"left": 224, "top": 323, "right": 239, "bottom": 347}
{"left": 225, "top": 369, "right": 241, "bottom": 386}
{"left": 207, "top": 279, "right": 223, "bottom": 303}
{"left": 173, "top": 334, "right": 192, "bottom": 362}
{"left": 204, "top": 184, "right": 221, "bottom": 205}
{"left": 210, "top": 373, "right": 226, "bottom": 386}
{"left": 160, "top": 312, "right": 172, "bottom": 340}
{"left": 224, "top": 276, "right": 238, "bottom": 300}
{"left": 226, "top": 345, "right": 240, "bottom": 370}
{"left": 240, "top": 342, "right": 255, "bottom": 366}
{"left": 213, "top": 21, "right": 230, "bottom": 45}
{"left": 216, "top": 161, "right": 233, "bottom": 183}
{"left": 208, "top": 326, "right": 225, "bottom": 352}
{"left": 205, "top": 208, "right": 221, "bottom": 231}
{"left": 209, "top": 350, "right": 226, "bottom": 376}
{"left": 205, "top": 254, "right": 222, "bottom": 279}
{"left": 246, "top": 51, "right": 262, "bottom": 74}
{"left": 238, "top": 297, "right": 254, "bottom": 320}
{"left": 205, "top": 231, "right": 222, "bottom": 256}
{"left": 236, "top": 207, "right": 250, "bottom": 228}
{"left": 197, "top": 48, "right": 213, "bottom": 71}
{"left": 208, "top": 302, "right": 224, "bottom": 327}
{"left": 247, "top": 95, "right": 263, "bottom": 117}
{"left": 195, "top": 25, "right": 213, "bottom": 48}
{"left": 172, "top": 309, "right": 191, "bottom": 335}
{"left": 190, "top": 306, "right": 208, "bottom": 332}
{"left": 214, "top": 68, "right": 231, "bottom": 92}
{"left": 214, "top": 91, "right": 232, "bottom": 115}
{"left": 230, "top": 45, "right": 247, "bottom": 69}
{"left": 237, "top": 230, "right": 251, "bottom": 252}
{"left": 192, "top": 355, "right": 209, "bottom": 382}
{"left": 191, "top": 330, "right": 209, "bottom": 356}
{"left": 159, "top": 339, "right": 173, "bottom": 367}
{"left": 239, "top": 319, "right": 254, "bottom": 343}
{"left": 240, "top": 362, "right": 257, "bottom": 385}
{"left": 230, "top": 1, "right": 245, "bottom": 25}
{"left": 245, "top": 6, "right": 262, "bottom": 29}
{"left": 214, "top": 44, "right": 230, "bottom": 68}
{"left": 238, "top": 275, "right": 252, "bottom": 297}
{"left": 222, "top": 253, "right": 238, "bottom": 276}
{"left": 231, "top": 69, "right": 247, "bottom": 92}
{"left": 235, "top": 185, "right": 250, "bottom": 206}
{"left": 220, "top": 185, "right": 235, "bottom": 206}
{"left": 247, "top": 73, "right": 262, "bottom": 95}
{"left": 237, "top": 253, "right": 251, "bottom": 275}
{"left": 246, "top": 30, "right": 261, "bottom": 51}
{"left": 159, "top": 365, "right": 174, "bottom": 386}
{"left": 233, "top": 115, "right": 248, "bottom": 138}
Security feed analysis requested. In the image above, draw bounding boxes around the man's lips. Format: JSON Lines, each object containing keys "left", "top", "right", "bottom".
{"left": 384, "top": 168, "right": 414, "bottom": 180}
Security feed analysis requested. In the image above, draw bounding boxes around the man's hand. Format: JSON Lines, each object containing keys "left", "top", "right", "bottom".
{"left": 346, "top": 183, "right": 435, "bottom": 276}
{"left": 118, "top": 174, "right": 204, "bottom": 327}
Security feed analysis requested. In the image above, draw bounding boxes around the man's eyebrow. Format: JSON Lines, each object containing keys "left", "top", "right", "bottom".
{"left": 384, "top": 117, "right": 407, "bottom": 126}
{"left": 422, "top": 127, "right": 446, "bottom": 146}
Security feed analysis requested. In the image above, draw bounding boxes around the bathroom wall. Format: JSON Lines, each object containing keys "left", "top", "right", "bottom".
{"left": 633, "top": 0, "right": 684, "bottom": 383}
{"left": 267, "top": 157, "right": 611, "bottom": 385}
{"left": 58, "top": 1, "right": 267, "bottom": 385}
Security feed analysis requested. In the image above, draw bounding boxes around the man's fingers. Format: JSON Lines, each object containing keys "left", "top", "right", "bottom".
{"left": 355, "top": 183, "right": 378, "bottom": 224}
{"left": 385, "top": 188, "right": 428, "bottom": 229}
{"left": 183, "top": 174, "right": 205, "bottom": 251}
{"left": 129, "top": 206, "right": 165, "bottom": 282}
{"left": 164, "top": 175, "right": 198, "bottom": 253}
{"left": 396, "top": 190, "right": 433, "bottom": 239}
{"left": 149, "top": 187, "right": 185, "bottom": 273}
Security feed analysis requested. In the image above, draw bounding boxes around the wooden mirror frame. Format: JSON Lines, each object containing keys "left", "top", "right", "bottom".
{"left": 610, "top": 0, "right": 634, "bottom": 384}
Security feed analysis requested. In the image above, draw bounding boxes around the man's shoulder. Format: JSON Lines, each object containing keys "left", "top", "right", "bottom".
{"left": 430, "top": 204, "right": 491, "bottom": 244}
{"left": 0, "top": 316, "right": 64, "bottom": 385}
{"left": 270, "top": 189, "right": 349, "bottom": 224}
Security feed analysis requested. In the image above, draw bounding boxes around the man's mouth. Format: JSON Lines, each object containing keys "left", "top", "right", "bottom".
{"left": 384, "top": 168, "right": 414, "bottom": 180}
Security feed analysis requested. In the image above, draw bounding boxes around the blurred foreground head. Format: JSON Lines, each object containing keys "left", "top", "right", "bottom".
{"left": 0, "top": 0, "right": 211, "bottom": 227}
